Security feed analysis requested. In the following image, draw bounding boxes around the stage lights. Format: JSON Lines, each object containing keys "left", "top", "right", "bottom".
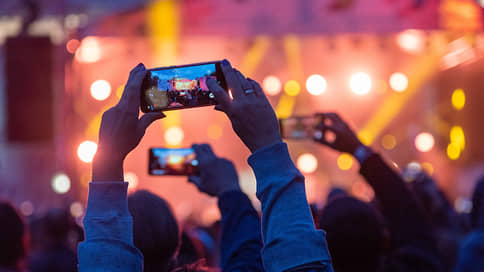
{"left": 337, "top": 153, "right": 354, "bottom": 170}
{"left": 349, "top": 72, "right": 372, "bottom": 95}
{"left": 381, "top": 134, "right": 397, "bottom": 150}
{"left": 66, "top": 39, "right": 80, "bottom": 54}
{"left": 75, "top": 36, "right": 101, "bottom": 63}
{"left": 284, "top": 80, "right": 301, "bottom": 96}
{"left": 389, "top": 72, "right": 408, "bottom": 92}
{"left": 296, "top": 153, "right": 318, "bottom": 174}
{"left": 51, "top": 173, "right": 71, "bottom": 194}
{"left": 20, "top": 201, "right": 34, "bottom": 217}
{"left": 306, "top": 74, "right": 327, "bottom": 96}
{"left": 414, "top": 132, "right": 435, "bottom": 152}
{"left": 90, "top": 80, "right": 112, "bottom": 101}
{"left": 165, "top": 126, "right": 184, "bottom": 147}
{"left": 452, "top": 89, "right": 465, "bottom": 110}
{"left": 263, "top": 75, "right": 282, "bottom": 96}
{"left": 77, "top": 141, "right": 98, "bottom": 163}
{"left": 397, "top": 29, "right": 425, "bottom": 54}
{"left": 70, "top": 202, "right": 84, "bottom": 218}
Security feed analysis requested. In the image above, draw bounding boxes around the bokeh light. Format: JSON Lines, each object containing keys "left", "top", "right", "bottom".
{"left": 337, "top": 153, "right": 354, "bottom": 170}
{"left": 450, "top": 126, "right": 465, "bottom": 150}
{"left": 165, "top": 126, "right": 184, "bottom": 147}
{"left": 284, "top": 80, "right": 301, "bottom": 96}
{"left": 263, "top": 75, "right": 282, "bottom": 96}
{"left": 51, "top": 173, "right": 71, "bottom": 194}
{"left": 70, "top": 202, "right": 84, "bottom": 218}
{"left": 447, "top": 142, "right": 461, "bottom": 160}
{"left": 77, "top": 141, "right": 98, "bottom": 163}
{"left": 389, "top": 72, "right": 408, "bottom": 92}
{"left": 397, "top": 29, "right": 425, "bottom": 54}
{"left": 207, "top": 124, "right": 223, "bottom": 140}
{"left": 75, "top": 36, "right": 101, "bottom": 63}
{"left": 20, "top": 201, "right": 34, "bottom": 217}
{"left": 414, "top": 132, "right": 435, "bottom": 152}
{"left": 349, "top": 72, "right": 372, "bottom": 95}
{"left": 66, "top": 39, "right": 80, "bottom": 54}
{"left": 125, "top": 172, "right": 139, "bottom": 191}
{"left": 381, "top": 134, "right": 397, "bottom": 150}
{"left": 306, "top": 74, "right": 327, "bottom": 95}
{"left": 451, "top": 89, "right": 465, "bottom": 110}
{"left": 296, "top": 153, "right": 318, "bottom": 174}
{"left": 90, "top": 80, "right": 112, "bottom": 101}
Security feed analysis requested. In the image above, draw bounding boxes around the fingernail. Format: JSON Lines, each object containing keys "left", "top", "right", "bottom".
{"left": 222, "top": 59, "right": 230, "bottom": 66}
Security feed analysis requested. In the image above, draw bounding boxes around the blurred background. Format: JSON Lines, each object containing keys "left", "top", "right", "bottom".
{"left": 0, "top": 0, "right": 482, "bottom": 227}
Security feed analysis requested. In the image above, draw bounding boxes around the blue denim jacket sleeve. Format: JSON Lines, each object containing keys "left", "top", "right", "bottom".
{"left": 248, "top": 142, "right": 333, "bottom": 272}
{"left": 218, "top": 190, "right": 264, "bottom": 271}
{"left": 78, "top": 181, "right": 143, "bottom": 272}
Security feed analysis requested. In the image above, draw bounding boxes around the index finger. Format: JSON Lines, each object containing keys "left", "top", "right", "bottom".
{"left": 119, "top": 63, "right": 147, "bottom": 113}
{"left": 192, "top": 144, "right": 217, "bottom": 165}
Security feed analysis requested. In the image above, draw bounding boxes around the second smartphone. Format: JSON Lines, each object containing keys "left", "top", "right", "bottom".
{"left": 149, "top": 148, "right": 200, "bottom": 176}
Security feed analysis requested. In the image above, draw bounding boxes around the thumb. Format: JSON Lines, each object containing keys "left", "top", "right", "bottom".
{"left": 138, "top": 112, "right": 166, "bottom": 132}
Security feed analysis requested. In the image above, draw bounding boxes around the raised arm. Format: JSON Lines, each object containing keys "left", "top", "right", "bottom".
{"left": 189, "top": 144, "right": 263, "bottom": 272}
{"left": 207, "top": 60, "right": 333, "bottom": 272}
{"left": 78, "top": 63, "right": 165, "bottom": 272}
{"left": 314, "top": 113, "right": 440, "bottom": 269}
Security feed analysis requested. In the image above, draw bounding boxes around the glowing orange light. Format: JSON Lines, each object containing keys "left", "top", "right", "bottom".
{"left": 381, "top": 134, "right": 397, "bottom": 150}
{"left": 389, "top": 72, "right": 408, "bottom": 92}
{"left": 66, "top": 39, "right": 80, "bottom": 54}
{"left": 90, "top": 80, "right": 112, "bottom": 101}
{"left": 306, "top": 74, "right": 327, "bottom": 95}
{"left": 77, "top": 140, "right": 98, "bottom": 163}
{"left": 415, "top": 132, "right": 435, "bottom": 152}
{"left": 350, "top": 72, "right": 372, "bottom": 95}
{"left": 337, "top": 153, "right": 354, "bottom": 170}
{"left": 284, "top": 80, "right": 301, "bottom": 96}
{"left": 296, "top": 153, "right": 318, "bottom": 174}
{"left": 165, "top": 126, "right": 184, "bottom": 147}
{"left": 207, "top": 124, "right": 223, "bottom": 140}
{"left": 75, "top": 36, "right": 101, "bottom": 63}
{"left": 263, "top": 75, "right": 282, "bottom": 96}
{"left": 397, "top": 29, "right": 425, "bottom": 54}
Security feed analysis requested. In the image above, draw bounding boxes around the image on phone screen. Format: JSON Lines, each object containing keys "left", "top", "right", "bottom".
{"left": 149, "top": 148, "right": 199, "bottom": 176}
{"left": 141, "top": 61, "right": 227, "bottom": 112}
{"left": 279, "top": 115, "right": 323, "bottom": 140}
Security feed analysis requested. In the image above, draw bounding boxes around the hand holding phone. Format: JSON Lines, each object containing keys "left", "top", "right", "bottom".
{"left": 279, "top": 114, "right": 324, "bottom": 140}
{"left": 189, "top": 144, "right": 240, "bottom": 197}
{"left": 140, "top": 61, "right": 228, "bottom": 112}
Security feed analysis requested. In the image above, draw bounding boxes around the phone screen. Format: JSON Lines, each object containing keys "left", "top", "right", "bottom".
{"left": 279, "top": 115, "right": 324, "bottom": 140}
{"left": 149, "top": 148, "right": 199, "bottom": 176}
{"left": 141, "top": 61, "right": 227, "bottom": 112}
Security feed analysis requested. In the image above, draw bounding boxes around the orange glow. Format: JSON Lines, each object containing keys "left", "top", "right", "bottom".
{"left": 415, "top": 132, "right": 435, "bottom": 152}
{"left": 263, "top": 75, "right": 282, "bottom": 96}
{"left": 75, "top": 36, "right": 101, "bottom": 63}
{"left": 77, "top": 141, "right": 98, "bottom": 163}
{"left": 66, "top": 39, "right": 80, "bottom": 54}
{"left": 297, "top": 153, "right": 318, "bottom": 174}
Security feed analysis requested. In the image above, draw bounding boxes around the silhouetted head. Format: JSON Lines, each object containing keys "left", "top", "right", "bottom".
{"left": 319, "top": 196, "right": 384, "bottom": 272}
{"left": 128, "top": 190, "right": 180, "bottom": 272}
{"left": 0, "top": 201, "right": 26, "bottom": 270}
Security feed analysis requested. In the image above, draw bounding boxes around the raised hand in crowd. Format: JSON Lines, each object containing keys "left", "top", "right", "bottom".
{"left": 314, "top": 112, "right": 442, "bottom": 272}
{"left": 79, "top": 63, "right": 165, "bottom": 272}
{"left": 208, "top": 61, "right": 334, "bottom": 272}
{"left": 189, "top": 144, "right": 264, "bottom": 271}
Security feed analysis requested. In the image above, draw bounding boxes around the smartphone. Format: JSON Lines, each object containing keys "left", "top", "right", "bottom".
{"left": 149, "top": 148, "right": 200, "bottom": 176}
{"left": 279, "top": 115, "right": 324, "bottom": 140}
{"left": 141, "top": 61, "right": 228, "bottom": 112}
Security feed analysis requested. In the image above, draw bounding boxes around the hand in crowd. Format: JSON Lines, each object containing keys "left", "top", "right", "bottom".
{"left": 313, "top": 112, "right": 363, "bottom": 154}
{"left": 207, "top": 60, "right": 281, "bottom": 153}
{"left": 92, "top": 63, "right": 165, "bottom": 181}
{"left": 189, "top": 144, "right": 241, "bottom": 197}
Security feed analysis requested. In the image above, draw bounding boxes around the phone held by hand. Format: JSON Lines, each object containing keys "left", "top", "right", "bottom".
{"left": 279, "top": 114, "right": 324, "bottom": 140}
{"left": 149, "top": 148, "right": 200, "bottom": 176}
{"left": 140, "top": 61, "right": 228, "bottom": 112}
